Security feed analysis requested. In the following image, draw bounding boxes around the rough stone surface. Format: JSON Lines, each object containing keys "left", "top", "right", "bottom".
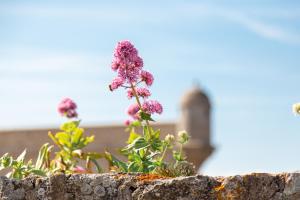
{"left": 0, "top": 172, "right": 300, "bottom": 200}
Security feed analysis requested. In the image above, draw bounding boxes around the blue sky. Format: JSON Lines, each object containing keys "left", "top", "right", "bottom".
{"left": 1, "top": 0, "right": 300, "bottom": 175}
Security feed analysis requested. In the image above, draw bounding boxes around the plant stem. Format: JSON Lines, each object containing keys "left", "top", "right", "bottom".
{"left": 130, "top": 82, "right": 150, "bottom": 128}
{"left": 176, "top": 144, "right": 183, "bottom": 165}
{"left": 160, "top": 145, "right": 168, "bottom": 162}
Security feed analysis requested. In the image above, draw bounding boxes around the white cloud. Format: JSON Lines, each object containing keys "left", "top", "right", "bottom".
{"left": 0, "top": 47, "right": 109, "bottom": 74}
{"left": 180, "top": 3, "right": 300, "bottom": 45}
{"left": 222, "top": 11, "right": 300, "bottom": 45}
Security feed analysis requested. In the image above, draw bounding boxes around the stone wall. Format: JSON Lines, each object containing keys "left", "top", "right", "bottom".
{"left": 0, "top": 172, "right": 299, "bottom": 200}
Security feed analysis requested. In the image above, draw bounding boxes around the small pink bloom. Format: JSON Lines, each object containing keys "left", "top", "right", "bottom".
{"left": 141, "top": 70, "right": 154, "bottom": 86}
{"left": 127, "top": 103, "right": 140, "bottom": 119}
{"left": 66, "top": 109, "right": 78, "bottom": 118}
{"left": 109, "top": 77, "right": 125, "bottom": 91}
{"left": 114, "top": 40, "right": 138, "bottom": 61}
{"left": 136, "top": 88, "right": 151, "bottom": 98}
{"left": 58, "top": 98, "right": 78, "bottom": 118}
{"left": 124, "top": 119, "right": 132, "bottom": 126}
{"left": 142, "top": 100, "right": 163, "bottom": 114}
{"left": 73, "top": 166, "right": 88, "bottom": 173}
{"left": 127, "top": 88, "right": 151, "bottom": 99}
{"left": 134, "top": 56, "right": 143, "bottom": 69}
{"left": 111, "top": 60, "right": 120, "bottom": 71}
{"left": 127, "top": 89, "right": 134, "bottom": 99}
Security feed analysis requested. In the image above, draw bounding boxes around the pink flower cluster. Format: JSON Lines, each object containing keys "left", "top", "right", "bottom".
{"left": 110, "top": 40, "right": 144, "bottom": 83}
{"left": 142, "top": 100, "right": 163, "bottom": 114}
{"left": 127, "top": 88, "right": 151, "bottom": 99}
{"left": 127, "top": 103, "right": 140, "bottom": 119}
{"left": 109, "top": 40, "right": 163, "bottom": 125}
{"left": 109, "top": 41, "right": 154, "bottom": 90}
{"left": 57, "top": 98, "right": 78, "bottom": 118}
{"left": 109, "top": 77, "right": 125, "bottom": 91}
{"left": 141, "top": 70, "right": 154, "bottom": 86}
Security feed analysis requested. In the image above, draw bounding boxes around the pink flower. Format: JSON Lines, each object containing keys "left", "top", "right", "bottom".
{"left": 136, "top": 88, "right": 151, "bottom": 98}
{"left": 127, "top": 89, "right": 134, "bottom": 99}
{"left": 124, "top": 119, "right": 132, "bottom": 126}
{"left": 117, "top": 65, "right": 141, "bottom": 83}
{"left": 142, "top": 100, "right": 163, "bottom": 115}
{"left": 58, "top": 98, "right": 78, "bottom": 118}
{"left": 73, "top": 166, "right": 88, "bottom": 173}
{"left": 141, "top": 70, "right": 154, "bottom": 86}
{"left": 66, "top": 109, "right": 78, "bottom": 118}
{"left": 114, "top": 40, "right": 138, "bottom": 63}
{"left": 109, "top": 77, "right": 125, "bottom": 91}
{"left": 127, "top": 88, "right": 151, "bottom": 99}
{"left": 111, "top": 60, "right": 120, "bottom": 71}
{"left": 127, "top": 103, "right": 140, "bottom": 119}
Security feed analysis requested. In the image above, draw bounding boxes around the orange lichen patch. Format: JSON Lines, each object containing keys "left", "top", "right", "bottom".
{"left": 114, "top": 173, "right": 130, "bottom": 180}
{"left": 137, "top": 174, "right": 170, "bottom": 183}
{"left": 214, "top": 184, "right": 225, "bottom": 192}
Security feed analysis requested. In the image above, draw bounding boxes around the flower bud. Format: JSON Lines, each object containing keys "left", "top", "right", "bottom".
{"left": 165, "top": 134, "right": 175, "bottom": 144}
{"left": 293, "top": 103, "right": 300, "bottom": 115}
{"left": 177, "top": 130, "right": 190, "bottom": 144}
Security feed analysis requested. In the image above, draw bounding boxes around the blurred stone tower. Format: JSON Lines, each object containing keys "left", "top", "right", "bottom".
{"left": 177, "top": 86, "right": 214, "bottom": 169}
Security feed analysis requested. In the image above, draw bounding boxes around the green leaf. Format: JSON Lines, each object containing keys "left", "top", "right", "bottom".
{"left": 84, "top": 152, "right": 103, "bottom": 159}
{"left": 35, "top": 143, "right": 52, "bottom": 169}
{"left": 140, "top": 112, "right": 155, "bottom": 122}
{"left": 82, "top": 135, "right": 94, "bottom": 146}
{"left": 152, "top": 129, "right": 161, "bottom": 139}
{"left": 125, "top": 137, "right": 149, "bottom": 150}
{"left": 72, "top": 128, "right": 83, "bottom": 144}
{"left": 143, "top": 126, "right": 151, "bottom": 141}
{"left": 173, "top": 151, "right": 184, "bottom": 161}
{"left": 150, "top": 138, "right": 163, "bottom": 151}
{"left": 146, "top": 151, "right": 160, "bottom": 160}
{"left": 128, "top": 162, "right": 140, "bottom": 172}
{"left": 16, "top": 149, "right": 27, "bottom": 162}
{"left": 0, "top": 153, "right": 12, "bottom": 169}
{"left": 30, "top": 169, "right": 47, "bottom": 177}
{"left": 128, "top": 152, "right": 142, "bottom": 163}
{"left": 131, "top": 120, "right": 141, "bottom": 127}
{"left": 104, "top": 151, "right": 127, "bottom": 172}
{"left": 90, "top": 158, "right": 102, "bottom": 173}
{"left": 138, "top": 149, "right": 146, "bottom": 159}
{"left": 55, "top": 132, "right": 71, "bottom": 148}
{"left": 127, "top": 132, "right": 141, "bottom": 144}
{"left": 60, "top": 121, "right": 80, "bottom": 132}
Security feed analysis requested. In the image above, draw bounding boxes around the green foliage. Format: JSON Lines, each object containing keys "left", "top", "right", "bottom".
{"left": 48, "top": 120, "right": 102, "bottom": 174}
{"left": 0, "top": 150, "right": 47, "bottom": 179}
{"left": 0, "top": 120, "right": 102, "bottom": 180}
{"left": 105, "top": 112, "right": 192, "bottom": 175}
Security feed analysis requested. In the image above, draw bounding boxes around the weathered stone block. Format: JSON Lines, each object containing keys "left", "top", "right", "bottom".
{"left": 0, "top": 173, "right": 299, "bottom": 200}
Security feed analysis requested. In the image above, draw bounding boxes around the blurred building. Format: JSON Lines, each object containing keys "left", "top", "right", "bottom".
{"left": 0, "top": 86, "right": 214, "bottom": 172}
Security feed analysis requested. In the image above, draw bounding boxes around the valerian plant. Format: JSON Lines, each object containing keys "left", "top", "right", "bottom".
{"left": 105, "top": 40, "right": 195, "bottom": 176}
{"left": 48, "top": 98, "right": 102, "bottom": 174}
{"left": 0, "top": 98, "right": 102, "bottom": 179}
{"left": 0, "top": 40, "right": 194, "bottom": 179}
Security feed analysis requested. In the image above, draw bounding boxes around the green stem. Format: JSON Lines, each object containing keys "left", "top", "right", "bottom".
{"left": 176, "top": 144, "right": 183, "bottom": 165}
{"left": 159, "top": 145, "right": 168, "bottom": 162}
